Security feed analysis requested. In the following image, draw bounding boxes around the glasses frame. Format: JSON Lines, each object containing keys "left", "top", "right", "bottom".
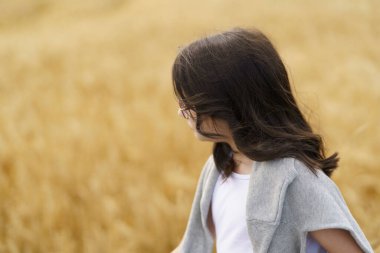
{"left": 179, "top": 108, "right": 191, "bottom": 119}
{"left": 178, "top": 99, "right": 195, "bottom": 120}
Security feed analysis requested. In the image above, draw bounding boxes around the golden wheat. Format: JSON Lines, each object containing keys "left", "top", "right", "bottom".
{"left": 0, "top": 0, "right": 379, "bottom": 252}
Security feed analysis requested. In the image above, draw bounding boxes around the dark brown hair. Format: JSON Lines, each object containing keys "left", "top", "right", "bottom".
{"left": 172, "top": 26, "right": 339, "bottom": 179}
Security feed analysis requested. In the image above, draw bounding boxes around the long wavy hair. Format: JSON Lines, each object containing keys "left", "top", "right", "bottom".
{"left": 171, "top": 26, "right": 339, "bottom": 179}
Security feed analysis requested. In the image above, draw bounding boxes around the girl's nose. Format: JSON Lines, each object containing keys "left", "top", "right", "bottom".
{"left": 178, "top": 108, "right": 183, "bottom": 118}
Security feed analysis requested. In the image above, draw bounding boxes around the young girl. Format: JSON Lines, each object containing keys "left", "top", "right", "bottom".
{"left": 170, "top": 27, "right": 373, "bottom": 253}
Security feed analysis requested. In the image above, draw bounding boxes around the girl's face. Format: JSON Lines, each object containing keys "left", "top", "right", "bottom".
{"left": 177, "top": 107, "right": 231, "bottom": 142}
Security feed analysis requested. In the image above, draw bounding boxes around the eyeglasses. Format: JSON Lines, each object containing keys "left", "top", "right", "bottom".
{"left": 178, "top": 100, "right": 195, "bottom": 120}
{"left": 179, "top": 108, "right": 192, "bottom": 119}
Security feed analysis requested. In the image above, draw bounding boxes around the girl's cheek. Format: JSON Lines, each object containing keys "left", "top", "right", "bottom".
{"left": 187, "top": 119, "right": 195, "bottom": 129}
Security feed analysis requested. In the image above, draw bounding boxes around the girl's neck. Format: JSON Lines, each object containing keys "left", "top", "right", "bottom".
{"left": 227, "top": 139, "right": 255, "bottom": 174}
{"left": 230, "top": 150, "right": 255, "bottom": 174}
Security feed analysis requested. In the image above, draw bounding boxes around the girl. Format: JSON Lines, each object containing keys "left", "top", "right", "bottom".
{"left": 170, "top": 27, "right": 373, "bottom": 253}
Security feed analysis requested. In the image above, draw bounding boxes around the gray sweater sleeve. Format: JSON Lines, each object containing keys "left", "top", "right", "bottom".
{"left": 288, "top": 159, "right": 374, "bottom": 253}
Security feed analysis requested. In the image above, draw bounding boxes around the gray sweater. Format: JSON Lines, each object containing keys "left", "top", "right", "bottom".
{"left": 179, "top": 155, "right": 374, "bottom": 253}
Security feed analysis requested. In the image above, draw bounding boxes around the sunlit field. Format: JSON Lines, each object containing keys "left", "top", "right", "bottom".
{"left": 0, "top": 0, "right": 379, "bottom": 252}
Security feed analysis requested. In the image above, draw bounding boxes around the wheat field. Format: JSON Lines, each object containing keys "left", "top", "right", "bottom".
{"left": 0, "top": 0, "right": 379, "bottom": 252}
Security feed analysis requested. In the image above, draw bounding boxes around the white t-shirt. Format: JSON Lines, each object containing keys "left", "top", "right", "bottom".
{"left": 211, "top": 171, "right": 327, "bottom": 253}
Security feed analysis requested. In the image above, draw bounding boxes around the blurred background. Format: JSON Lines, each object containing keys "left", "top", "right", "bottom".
{"left": 0, "top": 0, "right": 379, "bottom": 252}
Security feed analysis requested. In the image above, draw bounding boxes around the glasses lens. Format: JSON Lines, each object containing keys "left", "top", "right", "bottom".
{"left": 181, "top": 109, "right": 190, "bottom": 119}
{"left": 178, "top": 99, "right": 196, "bottom": 120}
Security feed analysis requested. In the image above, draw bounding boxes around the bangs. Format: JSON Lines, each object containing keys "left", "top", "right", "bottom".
{"left": 171, "top": 50, "right": 205, "bottom": 111}
{"left": 172, "top": 52, "right": 190, "bottom": 108}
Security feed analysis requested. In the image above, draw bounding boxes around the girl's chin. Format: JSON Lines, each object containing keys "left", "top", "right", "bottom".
{"left": 194, "top": 132, "right": 220, "bottom": 142}
{"left": 194, "top": 132, "right": 210, "bottom": 141}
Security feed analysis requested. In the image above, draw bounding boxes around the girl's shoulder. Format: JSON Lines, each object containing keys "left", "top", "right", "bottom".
{"left": 290, "top": 158, "right": 343, "bottom": 199}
